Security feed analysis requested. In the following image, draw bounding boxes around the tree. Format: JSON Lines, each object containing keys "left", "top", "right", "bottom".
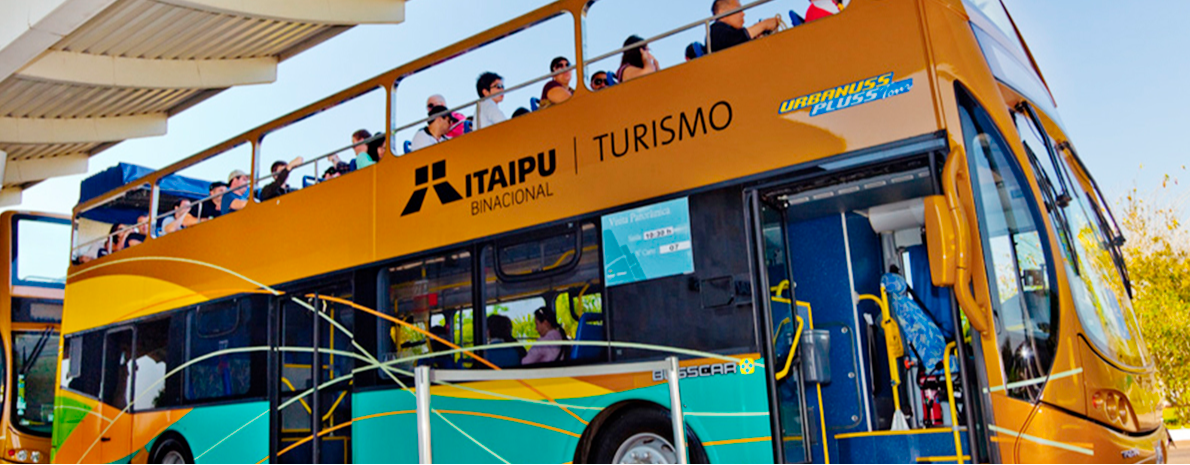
{"left": 1119, "top": 177, "right": 1190, "bottom": 423}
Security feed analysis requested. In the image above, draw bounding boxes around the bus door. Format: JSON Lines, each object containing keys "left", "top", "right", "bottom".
{"left": 274, "top": 283, "right": 355, "bottom": 464}
{"left": 751, "top": 196, "right": 811, "bottom": 463}
{"left": 98, "top": 328, "right": 133, "bottom": 463}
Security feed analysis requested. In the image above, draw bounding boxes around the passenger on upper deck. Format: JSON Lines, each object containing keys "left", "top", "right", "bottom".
{"left": 259, "top": 157, "right": 304, "bottom": 201}
{"left": 367, "top": 132, "right": 387, "bottom": 161}
{"left": 685, "top": 43, "right": 700, "bottom": 61}
{"left": 411, "top": 106, "right": 453, "bottom": 151}
{"left": 512, "top": 107, "right": 531, "bottom": 118}
{"left": 616, "top": 36, "right": 660, "bottom": 83}
{"left": 123, "top": 215, "right": 149, "bottom": 249}
{"left": 540, "top": 57, "right": 573, "bottom": 108}
{"left": 222, "top": 170, "right": 251, "bottom": 213}
{"left": 522, "top": 307, "right": 567, "bottom": 365}
{"left": 426, "top": 94, "right": 468, "bottom": 139}
{"left": 708, "top": 0, "right": 781, "bottom": 52}
{"left": 162, "top": 199, "right": 199, "bottom": 234}
{"left": 201, "top": 182, "right": 226, "bottom": 219}
{"left": 474, "top": 72, "right": 508, "bottom": 130}
{"left": 590, "top": 71, "right": 610, "bottom": 91}
{"left": 805, "top": 0, "right": 848, "bottom": 22}
{"left": 351, "top": 129, "right": 376, "bottom": 169}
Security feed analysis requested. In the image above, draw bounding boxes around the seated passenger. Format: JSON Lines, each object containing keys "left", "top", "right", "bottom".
{"left": 685, "top": 43, "right": 699, "bottom": 61}
{"left": 806, "top": 0, "right": 848, "bottom": 22}
{"left": 351, "top": 129, "right": 377, "bottom": 169}
{"left": 881, "top": 269, "right": 949, "bottom": 372}
{"left": 590, "top": 71, "right": 610, "bottom": 91}
{"left": 411, "top": 106, "right": 453, "bottom": 151}
{"left": 486, "top": 314, "right": 526, "bottom": 366}
{"left": 221, "top": 170, "right": 251, "bottom": 213}
{"left": 259, "top": 157, "right": 304, "bottom": 201}
{"left": 708, "top": 0, "right": 780, "bottom": 52}
{"left": 200, "top": 182, "right": 226, "bottom": 219}
{"left": 426, "top": 94, "right": 468, "bottom": 139}
{"left": 474, "top": 72, "right": 508, "bottom": 130}
{"left": 162, "top": 199, "right": 199, "bottom": 233}
{"left": 512, "top": 107, "right": 531, "bottom": 118}
{"left": 616, "top": 36, "right": 661, "bottom": 82}
{"left": 322, "top": 162, "right": 349, "bottom": 181}
{"left": 367, "top": 132, "right": 388, "bottom": 162}
{"left": 420, "top": 325, "right": 459, "bottom": 369}
{"left": 540, "top": 57, "right": 573, "bottom": 108}
{"left": 123, "top": 215, "right": 149, "bottom": 249}
{"left": 522, "top": 307, "right": 567, "bottom": 365}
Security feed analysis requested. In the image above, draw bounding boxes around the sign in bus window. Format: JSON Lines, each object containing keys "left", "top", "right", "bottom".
{"left": 601, "top": 197, "right": 695, "bottom": 286}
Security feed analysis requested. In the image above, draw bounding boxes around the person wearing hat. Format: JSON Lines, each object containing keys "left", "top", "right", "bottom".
{"left": 410, "top": 105, "right": 454, "bottom": 151}
{"left": 221, "top": 169, "right": 252, "bottom": 214}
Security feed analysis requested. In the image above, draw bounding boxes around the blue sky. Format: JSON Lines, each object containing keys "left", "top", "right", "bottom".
{"left": 5, "top": 0, "right": 1186, "bottom": 220}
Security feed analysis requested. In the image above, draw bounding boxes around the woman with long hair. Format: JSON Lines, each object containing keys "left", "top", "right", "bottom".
{"left": 522, "top": 307, "right": 567, "bottom": 365}
{"left": 616, "top": 35, "right": 661, "bottom": 83}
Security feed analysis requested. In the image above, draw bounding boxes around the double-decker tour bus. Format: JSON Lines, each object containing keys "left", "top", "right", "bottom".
{"left": 0, "top": 212, "right": 69, "bottom": 464}
{"left": 53, "top": 0, "right": 1167, "bottom": 463}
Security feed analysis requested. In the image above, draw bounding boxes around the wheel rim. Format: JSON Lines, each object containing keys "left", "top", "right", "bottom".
{"left": 611, "top": 432, "right": 678, "bottom": 464}
{"left": 162, "top": 450, "right": 186, "bottom": 464}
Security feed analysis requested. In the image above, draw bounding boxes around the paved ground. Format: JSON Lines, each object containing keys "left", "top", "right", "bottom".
{"left": 1171, "top": 440, "right": 1190, "bottom": 464}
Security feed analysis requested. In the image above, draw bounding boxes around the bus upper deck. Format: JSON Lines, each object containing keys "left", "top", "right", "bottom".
{"left": 57, "top": 0, "right": 1165, "bottom": 463}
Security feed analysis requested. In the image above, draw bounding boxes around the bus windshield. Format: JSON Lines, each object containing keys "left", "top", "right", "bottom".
{"left": 11, "top": 330, "right": 58, "bottom": 436}
{"left": 14, "top": 216, "right": 70, "bottom": 287}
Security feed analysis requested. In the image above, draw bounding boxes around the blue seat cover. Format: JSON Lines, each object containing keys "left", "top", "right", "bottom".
{"left": 882, "top": 273, "right": 947, "bottom": 371}
{"left": 571, "top": 313, "right": 605, "bottom": 360}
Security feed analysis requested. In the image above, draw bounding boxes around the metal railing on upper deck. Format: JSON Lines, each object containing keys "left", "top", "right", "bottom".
{"left": 69, "top": 0, "right": 816, "bottom": 262}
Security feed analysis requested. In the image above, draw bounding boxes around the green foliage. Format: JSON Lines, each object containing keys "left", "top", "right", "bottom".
{"left": 1120, "top": 181, "right": 1190, "bottom": 423}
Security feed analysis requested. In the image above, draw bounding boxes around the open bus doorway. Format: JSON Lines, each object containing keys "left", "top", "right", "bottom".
{"left": 751, "top": 153, "right": 982, "bottom": 463}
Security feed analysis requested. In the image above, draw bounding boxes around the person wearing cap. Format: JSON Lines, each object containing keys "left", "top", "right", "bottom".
{"left": 221, "top": 169, "right": 252, "bottom": 214}
{"left": 426, "top": 94, "right": 468, "bottom": 139}
{"left": 411, "top": 106, "right": 453, "bottom": 151}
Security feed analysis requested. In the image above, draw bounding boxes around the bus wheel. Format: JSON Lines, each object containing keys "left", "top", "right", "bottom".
{"left": 589, "top": 407, "right": 707, "bottom": 464}
{"left": 150, "top": 435, "right": 194, "bottom": 464}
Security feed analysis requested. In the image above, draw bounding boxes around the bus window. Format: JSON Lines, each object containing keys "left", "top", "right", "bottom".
{"left": 60, "top": 333, "right": 102, "bottom": 397}
{"left": 1059, "top": 157, "right": 1149, "bottom": 368}
{"left": 259, "top": 86, "right": 385, "bottom": 194}
{"left": 71, "top": 184, "right": 152, "bottom": 263}
{"left": 1011, "top": 107, "right": 1078, "bottom": 266}
{"left": 133, "top": 317, "right": 172, "bottom": 411}
{"left": 483, "top": 222, "right": 603, "bottom": 365}
{"left": 12, "top": 329, "right": 59, "bottom": 435}
{"left": 391, "top": 12, "right": 575, "bottom": 153}
{"left": 582, "top": 0, "right": 805, "bottom": 90}
{"left": 958, "top": 87, "right": 1058, "bottom": 400}
{"left": 184, "top": 298, "right": 267, "bottom": 403}
{"left": 13, "top": 215, "right": 70, "bottom": 287}
{"left": 101, "top": 329, "right": 134, "bottom": 411}
{"left": 378, "top": 250, "right": 474, "bottom": 375}
{"left": 158, "top": 143, "right": 253, "bottom": 235}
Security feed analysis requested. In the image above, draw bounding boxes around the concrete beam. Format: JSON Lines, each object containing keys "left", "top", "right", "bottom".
{"left": 3, "top": 153, "right": 88, "bottom": 185}
{"left": 17, "top": 51, "right": 277, "bottom": 88}
{"left": 155, "top": 0, "right": 404, "bottom": 25}
{"left": 0, "top": 0, "right": 119, "bottom": 79}
{"left": 0, "top": 114, "right": 166, "bottom": 144}
{"left": 0, "top": 187, "right": 22, "bottom": 207}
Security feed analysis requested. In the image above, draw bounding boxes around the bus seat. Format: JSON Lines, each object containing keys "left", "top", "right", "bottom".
{"left": 348, "top": 159, "right": 358, "bottom": 171}
{"left": 692, "top": 42, "right": 707, "bottom": 58}
{"left": 303, "top": 175, "right": 317, "bottom": 188}
{"left": 403, "top": 140, "right": 413, "bottom": 154}
{"left": 485, "top": 346, "right": 521, "bottom": 368}
{"left": 463, "top": 120, "right": 473, "bottom": 133}
{"left": 571, "top": 312, "right": 604, "bottom": 360}
{"left": 906, "top": 245, "right": 955, "bottom": 335}
{"left": 530, "top": 97, "right": 541, "bottom": 112}
{"left": 789, "top": 10, "right": 805, "bottom": 27}
{"left": 604, "top": 72, "right": 619, "bottom": 87}
{"left": 881, "top": 273, "right": 948, "bottom": 373}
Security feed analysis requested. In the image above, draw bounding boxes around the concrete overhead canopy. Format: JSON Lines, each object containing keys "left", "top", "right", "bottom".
{"left": 0, "top": 0, "right": 406, "bottom": 206}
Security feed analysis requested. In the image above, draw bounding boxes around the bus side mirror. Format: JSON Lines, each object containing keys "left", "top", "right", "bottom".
{"left": 923, "top": 195, "right": 956, "bottom": 286}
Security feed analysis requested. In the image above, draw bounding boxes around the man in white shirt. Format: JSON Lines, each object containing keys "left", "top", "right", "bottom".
{"left": 474, "top": 71, "right": 507, "bottom": 130}
{"left": 410, "top": 105, "right": 453, "bottom": 151}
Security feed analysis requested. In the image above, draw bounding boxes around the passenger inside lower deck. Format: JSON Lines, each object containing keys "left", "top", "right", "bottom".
{"left": 522, "top": 307, "right": 567, "bottom": 365}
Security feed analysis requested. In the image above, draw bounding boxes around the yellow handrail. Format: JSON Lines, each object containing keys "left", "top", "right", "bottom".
{"left": 774, "top": 315, "right": 804, "bottom": 381}
{"left": 943, "top": 342, "right": 963, "bottom": 464}
{"left": 858, "top": 287, "right": 903, "bottom": 413}
{"left": 770, "top": 280, "right": 827, "bottom": 463}
{"left": 803, "top": 300, "right": 830, "bottom": 464}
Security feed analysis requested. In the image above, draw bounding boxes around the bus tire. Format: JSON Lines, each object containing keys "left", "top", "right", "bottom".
{"left": 149, "top": 434, "right": 194, "bottom": 464}
{"left": 589, "top": 406, "right": 708, "bottom": 464}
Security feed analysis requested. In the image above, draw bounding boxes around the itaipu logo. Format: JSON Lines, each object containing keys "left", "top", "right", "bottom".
{"left": 401, "top": 150, "right": 557, "bottom": 217}
{"left": 778, "top": 72, "right": 914, "bottom": 117}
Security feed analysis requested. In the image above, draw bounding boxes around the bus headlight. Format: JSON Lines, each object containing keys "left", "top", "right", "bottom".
{"left": 14, "top": 450, "right": 26, "bottom": 462}
{"left": 29, "top": 451, "right": 40, "bottom": 463}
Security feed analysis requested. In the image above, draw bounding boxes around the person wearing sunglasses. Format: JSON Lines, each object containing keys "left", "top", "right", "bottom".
{"left": 540, "top": 56, "right": 574, "bottom": 109}
{"left": 617, "top": 35, "right": 661, "bottom": 83}
{"left": 590, "top": 71, "right": 610, "bottom": 91}
{"left": 474, "top": 71, "right": 508, "bottom": 130}
{"left": 522, "top": 307, "right": 567, "bottom": 365}
{"left": 426, "top": 94, "right": 468, "bottom": 139}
